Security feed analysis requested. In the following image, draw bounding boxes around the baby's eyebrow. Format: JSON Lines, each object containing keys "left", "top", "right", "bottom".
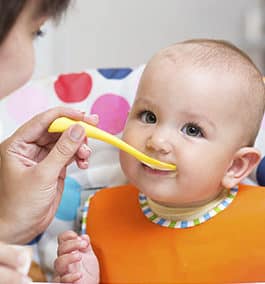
{"left": 179, "top": 111, "right": 216, "bottom": 129}
{"left": 133, "top": 97, "right": 155, "bottom": 108}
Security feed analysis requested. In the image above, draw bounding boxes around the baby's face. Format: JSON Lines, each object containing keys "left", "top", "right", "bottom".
{"left": 120, "top": 57, "right": 246, "bottom": 207}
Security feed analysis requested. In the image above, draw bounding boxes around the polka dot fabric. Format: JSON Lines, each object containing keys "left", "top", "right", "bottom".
{"left": 0, "top": 66, "right": 144, "bottom": 187}
{"left": 91, "top": 94, "right": 130, "bottom": 134}
{"left": 54, "top": 72, "right": 93, "bottom": 103}
{"left": 0, "top": 65, "right": 144, "bottom": 274}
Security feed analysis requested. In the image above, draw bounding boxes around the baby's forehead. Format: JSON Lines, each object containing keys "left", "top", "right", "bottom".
{"left": 146, "top": 54, "right": 244, "bottom": 94}
{"left": 146, "top": 41, "right": 264, "bottom": 102}
{"left": 152, "top": 42, "right": 257, "bottom": 77}
{"left": 150, "top": 49, "right": 260, "bottom": 99}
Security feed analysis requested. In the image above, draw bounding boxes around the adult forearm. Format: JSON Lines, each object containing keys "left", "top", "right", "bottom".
{"left": 0, "top": 215, "right": 36, "bottom": 244}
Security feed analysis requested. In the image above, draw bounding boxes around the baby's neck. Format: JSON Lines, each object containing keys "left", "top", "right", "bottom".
{"left": 147, "top": 189, "right": 228, "bottom": 222}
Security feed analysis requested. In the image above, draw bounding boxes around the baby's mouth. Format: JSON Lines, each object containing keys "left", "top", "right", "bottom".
{"left": 141, "top": 162, "right": 177, "bottom": 177}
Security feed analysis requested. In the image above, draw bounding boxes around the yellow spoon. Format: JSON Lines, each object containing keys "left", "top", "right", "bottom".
{"left": 48, "top": 117, "right": 176, "bottom": 171}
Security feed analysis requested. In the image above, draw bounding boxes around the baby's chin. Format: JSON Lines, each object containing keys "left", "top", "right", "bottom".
{"left": 140, "top": 186, "right": 215, "bottom": 208}
{"left": 138, "top": 186, "right": 180, "bottom": 206}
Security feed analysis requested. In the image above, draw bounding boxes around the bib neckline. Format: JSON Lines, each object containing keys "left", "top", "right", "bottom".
{"left": 139, "top": 187, "right": 238, "bottom": 228}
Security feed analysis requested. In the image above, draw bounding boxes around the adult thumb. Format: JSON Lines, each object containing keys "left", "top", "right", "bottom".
{"left": 40, "top": 124, "right": 85, "bottom": 176}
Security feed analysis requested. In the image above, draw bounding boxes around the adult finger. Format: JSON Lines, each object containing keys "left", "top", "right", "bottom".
{"left": 38, "top": 124, "right": 86, "bottom": 177}
{"left": 76, "top": 143, "right": 91, "bottom": 161}
{"left": 0, "top": 266, "right": 32, "bottom": 284}
{"left": 0, "top": 244, "right": 28, "bottom": 272}
{"left": 13, "top": 107, "right": 86, "bottom": 141}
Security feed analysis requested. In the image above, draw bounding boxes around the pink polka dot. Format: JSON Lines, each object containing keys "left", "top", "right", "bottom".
{"left": 91, "top": 94, "right": 130, "bottom": 134}
{"left": 6, "top": 86, "right": 49, "bottom": 125}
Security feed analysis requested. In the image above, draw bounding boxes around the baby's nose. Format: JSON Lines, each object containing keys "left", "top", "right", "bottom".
{"left": 146, "top": 131, "right": 172, "bottom": 154}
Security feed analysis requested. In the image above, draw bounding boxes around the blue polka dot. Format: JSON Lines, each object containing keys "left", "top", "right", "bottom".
{"left": 98, "top": 68, "right": 133, "bottom": 79}
{"left": 56, "top": 176, "right": 81, "bottom": 221}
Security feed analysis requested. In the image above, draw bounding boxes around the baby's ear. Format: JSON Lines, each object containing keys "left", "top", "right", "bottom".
{"left": 221, "top": 147, "right": 261, "bottom": 188}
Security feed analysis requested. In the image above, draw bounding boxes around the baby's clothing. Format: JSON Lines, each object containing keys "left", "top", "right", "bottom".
{"left": 83, "top": 184, "right": 265, "bottom": 283}
{"left": 146, "top": 187, "right": 230, "bottom": 223}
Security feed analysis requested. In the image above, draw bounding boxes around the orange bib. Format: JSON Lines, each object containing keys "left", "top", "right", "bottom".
{"left": 86, "top": 184, "right": 265, "bottom": 283}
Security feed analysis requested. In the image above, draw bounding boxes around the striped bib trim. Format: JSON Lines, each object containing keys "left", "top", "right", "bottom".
{"left": 139, "top": 187, "right": 238, "bottom": 228}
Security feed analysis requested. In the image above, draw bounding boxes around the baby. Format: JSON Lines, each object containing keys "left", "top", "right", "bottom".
{"left": 54, "top": 39, "right": 265, "bottom": 283}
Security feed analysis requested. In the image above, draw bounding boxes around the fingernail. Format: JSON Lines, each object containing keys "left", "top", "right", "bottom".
{"left": 69, "top": 124, "right": 84, "bottom": 141}
{"left": 77, "top": 109, "right": 86, "bottom": 114}
{"left": 82, "top": 143, "right": 92, "bottom": 153}
{"left": 90, "top": 114, "right": 99, "bottom": 124}
{"left": 80, "top": 240, "right": 88, "bottom": 248}
{"left": 81, "top": 161, "right": 89, "bottom": 169}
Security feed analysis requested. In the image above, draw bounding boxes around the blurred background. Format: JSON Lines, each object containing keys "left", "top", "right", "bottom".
{"left": 34, "top": 0, "right": 265, "bottom": 78}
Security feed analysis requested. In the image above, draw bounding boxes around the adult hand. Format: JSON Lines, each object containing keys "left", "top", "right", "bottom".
{"left": 0, "top": 242, "right": 32, "bottom": 283}
{"left": 0, "top": 107, "right": 98, "bottom": 244}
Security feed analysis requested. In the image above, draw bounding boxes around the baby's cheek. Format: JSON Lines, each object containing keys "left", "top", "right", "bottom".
{"left": 120, "top": 152, "right": 136, "bottom": 178}
{"left": 119, "top": 151, "right": 128, "bottom": 171}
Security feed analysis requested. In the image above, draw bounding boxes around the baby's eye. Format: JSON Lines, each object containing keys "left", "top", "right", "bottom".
{"left": 139, "top": 111, "right": 157, "bottom": 124}
{"left": 181, "top": 123, "right": 204, "bottom": 137}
